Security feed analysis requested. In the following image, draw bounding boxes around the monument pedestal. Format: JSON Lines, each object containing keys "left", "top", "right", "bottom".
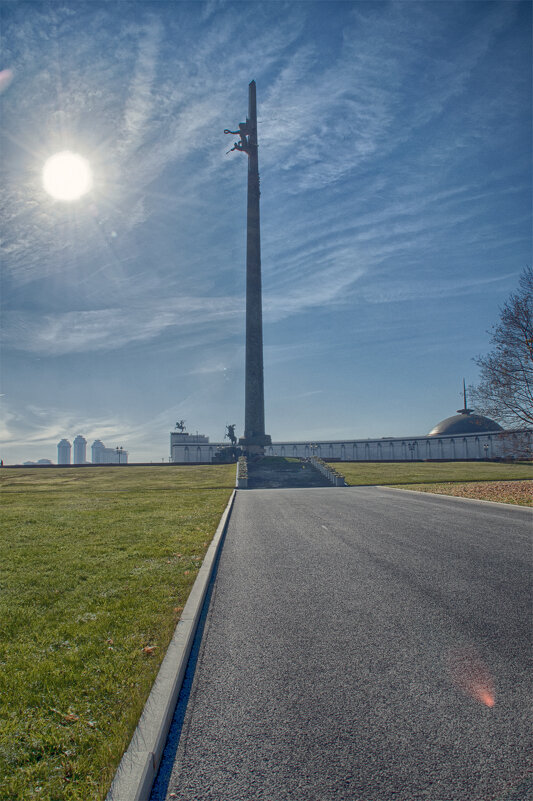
{"left": 239, "top": 433, "right": 272, "bottom": 457}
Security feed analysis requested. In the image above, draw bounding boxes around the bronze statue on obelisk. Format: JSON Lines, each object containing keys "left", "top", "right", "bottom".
{"left": 225, "top": 81, "right": 271, "bottom": 455}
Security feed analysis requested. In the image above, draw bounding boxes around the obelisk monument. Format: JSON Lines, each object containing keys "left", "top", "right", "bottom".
{"left": 225, "top": 81, "right": 271, "bottom": 454}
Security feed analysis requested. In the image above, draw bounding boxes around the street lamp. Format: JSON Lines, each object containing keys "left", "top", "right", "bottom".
{"left": 115, "top": 446, "right": 124, "bottom": 464}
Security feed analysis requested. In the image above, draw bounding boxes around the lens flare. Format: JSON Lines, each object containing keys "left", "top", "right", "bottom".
{"left": 0, "top": 69, "right": 13, "bottom": 94}
{"left": 448, "top": 647, "right": 496, "bottom": 707}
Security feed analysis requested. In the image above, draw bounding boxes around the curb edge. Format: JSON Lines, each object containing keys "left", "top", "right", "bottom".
{"left": 106, "top": 489, "right": 237, "bottom": 801}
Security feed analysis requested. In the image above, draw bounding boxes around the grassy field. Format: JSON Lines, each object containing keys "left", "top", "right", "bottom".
{"left": 0, "top": 465, "right": 235, "bottom": 801}
{"left": 332, "top": 460, "right": 533, "bottom": 487}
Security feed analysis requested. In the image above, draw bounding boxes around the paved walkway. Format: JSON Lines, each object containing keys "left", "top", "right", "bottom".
{"left": 162, "top": 487, "right": 532, "bottom": 801}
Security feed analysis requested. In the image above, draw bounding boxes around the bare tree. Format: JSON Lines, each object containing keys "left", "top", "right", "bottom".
{"left": 469, "top": 267, "right": 533, "bottom": 429}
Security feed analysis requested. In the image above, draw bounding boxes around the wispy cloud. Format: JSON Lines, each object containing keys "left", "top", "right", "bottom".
{"left": 117, "top": 18, "right": 162, "bottom": 160}
{"left": 0, "top": 401, "right": 125, "bottom": 451}
{"left": 2, "top": 295, "right": 243, "bottom": 355}
{"left": 188, "top": 361, "right": 229, "bottom": 376}
{"left": 356, "top": 272, "right": 517, "bottom": 305}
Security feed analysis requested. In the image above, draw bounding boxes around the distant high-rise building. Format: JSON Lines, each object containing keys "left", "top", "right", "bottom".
{"left": 57, "top": 439, "right": 71, "bottom": 465}
{"left": 91, "top": 440, "right": 105, "bottom": 463}
{"left": 91, "top": 440, "right": 128, "bottom": 464}
{"left": 73, "top": 435, "right": 87, "bottom": 464}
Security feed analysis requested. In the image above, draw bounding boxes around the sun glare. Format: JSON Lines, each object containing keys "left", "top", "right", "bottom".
{"left": 42, "top": 151, "right": 93, "bottom": 201}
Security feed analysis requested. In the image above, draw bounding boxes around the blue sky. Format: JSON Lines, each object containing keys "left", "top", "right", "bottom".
{"left": 1, "top": 0, "right": 531, "bottom": 463}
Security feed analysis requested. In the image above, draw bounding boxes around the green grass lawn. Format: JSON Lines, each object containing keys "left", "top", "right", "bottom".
{"left": 331, "top": 460, "right": 533, "bottom": 486}
{"left": 0, "top": 465, "right": 235, "bottom": 801}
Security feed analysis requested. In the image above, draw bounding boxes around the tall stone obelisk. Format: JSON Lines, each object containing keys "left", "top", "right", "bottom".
{"left": 225, "top": 81, "right": 271, "bottom": 454}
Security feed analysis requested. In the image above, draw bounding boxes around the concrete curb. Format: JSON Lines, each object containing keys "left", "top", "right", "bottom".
{"left": 105, "top": 489, "right": 237, "bottom": 801}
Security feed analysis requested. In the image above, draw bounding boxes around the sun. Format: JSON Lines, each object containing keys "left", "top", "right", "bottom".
{"left": 42, "top": 151, "right": 93, "bottom": 201}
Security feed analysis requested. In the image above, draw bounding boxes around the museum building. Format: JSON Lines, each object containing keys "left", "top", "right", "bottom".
{"left": 170, "top": 404, "right": 531, "bottom": 464}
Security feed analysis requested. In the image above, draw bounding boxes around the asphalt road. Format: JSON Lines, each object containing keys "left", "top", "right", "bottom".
{"left": 164, "top": 487, "right": 532, "bottom": 801}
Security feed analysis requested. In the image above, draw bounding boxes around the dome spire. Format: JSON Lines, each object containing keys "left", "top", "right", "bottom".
{"left": 428, "top": 380, "right": 503, "bottom": 436}
{"left": 457, "top": 378, "right": 473, "bottom": 415}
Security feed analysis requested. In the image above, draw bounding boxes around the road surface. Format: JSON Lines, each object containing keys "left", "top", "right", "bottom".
{"left": 163, "top": 487, "right": 532, "bottom": 801}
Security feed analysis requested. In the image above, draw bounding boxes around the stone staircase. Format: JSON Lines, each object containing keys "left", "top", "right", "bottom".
{"left": 246, "top": 457, "right": 332, "bottom": 489}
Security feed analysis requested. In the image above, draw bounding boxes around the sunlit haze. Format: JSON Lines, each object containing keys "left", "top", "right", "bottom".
{"left": 0, "top": 1, "right": 531, "bottom": 464}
